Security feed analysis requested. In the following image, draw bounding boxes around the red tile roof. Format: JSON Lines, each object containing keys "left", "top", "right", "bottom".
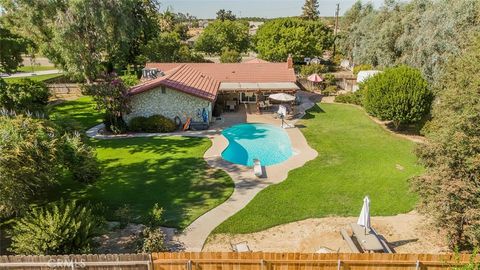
{"left": 243, "top": 58, "right": 271, "bottom": 64}
{"left": 129, "top": 62, "right": 296, "bottom": 101}
{"left": 145, "top": 62, "right": 296, "bottom": 83}
{"left": 129, "top": 64, "right": 219, "bottom": 102}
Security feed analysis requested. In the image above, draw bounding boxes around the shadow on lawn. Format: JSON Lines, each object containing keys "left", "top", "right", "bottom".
{"left": 303, "top": 103, "right": 325, "bottom": 120}
{"left": 52, "top": 155, "right": 232, "bottom": 229}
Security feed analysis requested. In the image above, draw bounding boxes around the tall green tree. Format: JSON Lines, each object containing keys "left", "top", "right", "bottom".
{"left": 0, "top": 27, "right": 28, "bottom": 73}
{"left": 1, "top": 0, "right": 161, "bottom": 82}
{"left": 411, "top": 40, "right": 480, "bottom": 251}
{"left": 195, "top": 20, "right": 249, "bottom": 54}
{"left": 254, "top": 18, "right": 333, "bottom": 62}
{"left": 301, "top": 0, "right": 320, "bottom": 20}
{"left": 216, "top": 9, "right": 236, "bottom": 21}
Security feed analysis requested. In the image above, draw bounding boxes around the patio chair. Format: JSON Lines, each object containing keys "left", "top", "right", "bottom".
{"left": 259, "top": 101, "right": 267, "bottom": 110}
{"left": 230, "top": 241, "right": 251, "bottom": 252}
{"left": 253, "top": 159, "right": 262, "bottom": 177}
{"left": 265, "top": 100, "right": 272, "bottom": 108}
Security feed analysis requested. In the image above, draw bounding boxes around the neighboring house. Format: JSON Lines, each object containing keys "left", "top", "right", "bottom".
{"left": 125, "top": 57, "right": 298, "bottom": 124}
{"left": 248, "top": 21, "right": 264, "bottom": 35}
{"left": 353, "top": 70, "right": 382, "bottom": 92}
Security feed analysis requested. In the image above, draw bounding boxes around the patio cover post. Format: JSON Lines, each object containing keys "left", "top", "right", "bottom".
{"left": 256, "top": 90, "right": 261, "bottom": 114}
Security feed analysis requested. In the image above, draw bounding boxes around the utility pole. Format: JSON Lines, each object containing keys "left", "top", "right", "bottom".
{"left": 333, "top": 3, "right": 340, "bottom": 57}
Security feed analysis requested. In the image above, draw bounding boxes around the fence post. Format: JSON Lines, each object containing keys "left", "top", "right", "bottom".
{"left": 187, "top": 260, "right": 192, "bottom": 270}
{"left": 337, "top": 259, "right": 342, "bottom": 270}
{"left": 415, "top": 260, "right": 420, "bottom": 270}
{"left": 260, "top": 259, "right": 265, "bottom": 270}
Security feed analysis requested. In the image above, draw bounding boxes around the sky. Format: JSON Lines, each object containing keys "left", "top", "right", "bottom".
{"left": 160, "top": 0, "right": 384, "bottom": 19}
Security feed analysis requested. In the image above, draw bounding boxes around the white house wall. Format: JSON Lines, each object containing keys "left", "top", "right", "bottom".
{"left": 124, "top": 87, "right": 212, "bottom": 124}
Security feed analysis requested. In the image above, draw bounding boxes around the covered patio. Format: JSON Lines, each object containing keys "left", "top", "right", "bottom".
{"left": 214, "top": 82, "right": 299, "bottom": 115}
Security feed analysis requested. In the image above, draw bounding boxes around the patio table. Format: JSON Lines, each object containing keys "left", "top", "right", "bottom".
{"left": 349, "top": 223, "right": 384, "bottom": 252}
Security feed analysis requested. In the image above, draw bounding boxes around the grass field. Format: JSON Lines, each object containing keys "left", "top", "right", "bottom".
{"left": 3, "top": 73, "right": 63, "bottom": 83}
{"left": 17, "top": 65, "right": 57, "bottom": 72}
{"left": 214, "top": 103, "right": 423, "bottom": 234}
{"left": 47, "top": 97, "right": 234, "bottom": 228}
{"left": 48, "top": 96, "right": 104, "bottom": 131}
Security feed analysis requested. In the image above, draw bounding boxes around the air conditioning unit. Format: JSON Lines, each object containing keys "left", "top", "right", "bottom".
{"left": 142, "top": 68, "right": 162, "bottom": 79}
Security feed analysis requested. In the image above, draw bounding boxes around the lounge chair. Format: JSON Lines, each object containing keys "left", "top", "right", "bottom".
{"left": 231, "top": 241, "right": 251, "bottom": 252}
{"left": 340, "top": 229, "right": 361, "bottom": 253}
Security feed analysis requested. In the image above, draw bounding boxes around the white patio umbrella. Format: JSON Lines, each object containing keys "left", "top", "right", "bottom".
{"left": 357, "top": 196, "right": 371, "bottom": 234}
{"left": 269, "top": 93, "right": 295, "bottom": 102}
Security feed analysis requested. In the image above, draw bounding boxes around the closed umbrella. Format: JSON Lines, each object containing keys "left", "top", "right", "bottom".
{"left": 269, "top": 93, "right": 295, "bottom": 102}
{"left": 357, "top": 196, "right": 371, "bottom": 234}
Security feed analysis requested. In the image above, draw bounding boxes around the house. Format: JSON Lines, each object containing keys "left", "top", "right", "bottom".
{"left": 125, "top": 56, "right": 299, "bottom": 124}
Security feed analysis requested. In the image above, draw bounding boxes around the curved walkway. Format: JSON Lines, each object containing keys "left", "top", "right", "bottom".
{"left": 86, "top": 91, "right": 319, "bottom": 251}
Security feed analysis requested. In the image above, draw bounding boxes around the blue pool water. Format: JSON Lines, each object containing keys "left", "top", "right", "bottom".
{"left": 221, "top": 123, "right": 293, "bottom": 166}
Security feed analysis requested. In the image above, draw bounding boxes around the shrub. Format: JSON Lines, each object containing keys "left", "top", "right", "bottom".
{"left": 128, "top": 116, "right": 148, "bottom": 132}
{"left": 300, "top": 64, "right": 328, "bottom": 77}
{"left": 120, "top": 74, "right": 140, "bottom": 87}
{"left": 62, "top": 133, "right": 100, "bottom": 184}
{"left": 9, "top": 200, "right": 104, "bottom": 255}
{"left": 353, "top": 64, "right": 373, "bottom": 75}
{"left": 137, "top": 227, "right": 167, "bottom": 253}
{"left": 362, "top": 65, "right": 432, "bottom": 129}
{"left": 114, "top": 204, "right": 134, "bottom": 228}
{"left": 144, "top": 115, "right": 177, "bottom": 133}
{"left": 323, "top": 85, "right": 338, "bottom": 96}
{"left": 145, "top": 203, "right": 164, "bottom": 227}
{"left": 323, "top": 73, "right": 337, "bottom": 85}
{"left": 0, "top": 78, "right": 50, "bottom": 113}
{"left": 0, "top": 115, "right": 100, "bottom": 218}
{"left": 335, "top": 91, "right": 363, "bottom": 105}
{"left": 220, "top": 49, "right": 242, "bottom": 63}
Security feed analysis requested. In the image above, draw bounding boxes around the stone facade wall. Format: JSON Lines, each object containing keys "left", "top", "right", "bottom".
{"left": 124, "top": 87, "right": 212, "bottom": 124}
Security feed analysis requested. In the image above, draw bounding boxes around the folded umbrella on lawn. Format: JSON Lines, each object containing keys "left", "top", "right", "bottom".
{"left": 357, "top": 196, "right": 371, "bottom": 234}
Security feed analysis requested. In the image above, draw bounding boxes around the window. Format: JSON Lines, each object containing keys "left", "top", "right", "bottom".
{"left": 161, "top": 86, "right": 166, "bottom": 94}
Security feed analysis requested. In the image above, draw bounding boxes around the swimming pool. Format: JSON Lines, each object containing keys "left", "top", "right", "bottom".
{"left": 221, "top": 123, "right": 293, "bottom": 166}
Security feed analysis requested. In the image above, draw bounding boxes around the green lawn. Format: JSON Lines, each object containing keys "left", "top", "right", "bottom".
{"left": 214, "top": 103, "right": 423, "bottom": 234}
{"left": 4, "top": 73, "right": 63, "bottom": 83}
{"left": 17, "top": 65, "right": 57, "bottom": 72}
{"left": 47, "top": 97, "right": 234, "bottom": 229}
{"left": 48, "top": 96, "right": 104, "bottom": 131}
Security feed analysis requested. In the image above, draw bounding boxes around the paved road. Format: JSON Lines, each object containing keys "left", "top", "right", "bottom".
{"left": 0, "top": 69, "right": 61, "bottom": 78}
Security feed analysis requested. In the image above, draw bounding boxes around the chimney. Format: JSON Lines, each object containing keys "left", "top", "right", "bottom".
{"left": 287, "top": 54, "right": 293, "bottom": 69}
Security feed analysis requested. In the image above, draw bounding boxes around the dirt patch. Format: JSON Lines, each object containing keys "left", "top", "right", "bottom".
{"left": 95, "top": 223, "right": 178, "bottom": 253}
{"left": 204, "top": 212, "right": 448, "bottom": 253}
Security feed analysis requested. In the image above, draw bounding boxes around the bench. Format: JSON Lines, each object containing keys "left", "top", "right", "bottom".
{"left": 340, "top": 229, "right": 361, "bottom": 253}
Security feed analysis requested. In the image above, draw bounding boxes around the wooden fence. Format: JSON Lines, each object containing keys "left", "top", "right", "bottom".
{"left": 0, "top": 253, "right": 476, "bottom": 270}
{"left": 0, "top": 253, "right": 151, "bottom": 270}
{"left": 152, "top": 252, "right": 477, "bottom": 270}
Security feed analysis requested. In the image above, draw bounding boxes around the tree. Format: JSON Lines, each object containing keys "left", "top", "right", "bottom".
{"left": 82, "top": 74, "right": 131, "bottom": 134}
{"left": 411, "top": 40, "right": 480, "bottom": 251}
{"left": 0, "top": 27, "right": 28, "bottom": 73}
{"left": 195, "top": 20, "right": 249, "bottom": 54}
{"left": 301, "top": 0, "right": 320, "bottom": 20}
{"left": 9, "top": 200, "right": 104, "bottom": 255}
{"left": 216, "top": 9, "right": 236, "bottom": 21}
{"left": 1, "top": 0, "right": 161, "bottom": 82}
{"left": 220, "top": 49, "right": 242, "bottom": 63}
{"left": 254, "top": 18, "right": 334, "bottom": 62}
{"left": 138, "top": 32, "right": 206, "bottom": 63}
{"left": 0, "top": 78, "right": 50, "bottom": 113}
{"left": 362, "top": 65, "right": 432, "bottom": 129}
{"left": 0, "top": 115, "right": 100, "bottom": 218}
{"left": 340, "top": 0, "right": 480, "bottom": 83}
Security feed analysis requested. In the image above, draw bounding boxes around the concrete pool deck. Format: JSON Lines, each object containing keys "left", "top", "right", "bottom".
{"left": 86, "top": 91, "right": 320, "bottom": 251}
